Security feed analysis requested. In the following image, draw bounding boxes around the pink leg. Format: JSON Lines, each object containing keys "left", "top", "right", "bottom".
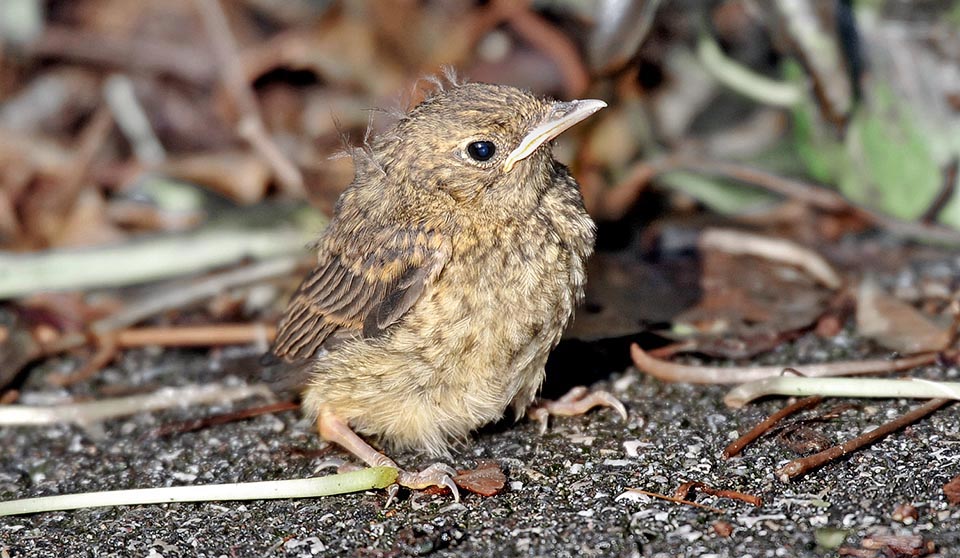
{"left": 529, "top": 386, "right": 628, "bottom": 434}
{"left": 317, "top": 408, "right": 460, "bottom": 502}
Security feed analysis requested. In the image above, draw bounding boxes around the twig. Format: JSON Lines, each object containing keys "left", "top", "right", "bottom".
{"left": 775, "top": 398, "right": 951, "bottom": 482}
{"left": 33, "top": 104, "right": 114, "bottom": 243}
{"left": 103, "top": 74, "right": 166, "bottom": 165}
{"left": 28, "top": 26, "right": 214, "bottom": 84}
{"left": 151, "top": 400, "right": 299, "bottom": 437}
{"left": 700, "top": 228, "right": 842, "bottom": 289}
{"left": 724, "top": 376, "right": 960, "bottom": 409}
{"left": 674, "top": 157, "right": 960, "bottom": 245}
{"left": 2, "top": 258, "right": 301, "bottom": 386}
{"left": 41, "top": 323, "right": 273, "bottom": 387}
{"left": 0, "top": 467, "right": 398, "bottom": 517}
{"left": 0, "top": 383, "right": 273, "bottom": 426}
{"left": 618, "top": 488, "right": 724, "bottom": 514}
{"left": 668, "top": 156, "right": 850, "bottom": 211}
{"left": 723, "top": 396, "right": 823, "bottom": 458}
{"left": 195, "top": 0, "right": 305, "bottom": 197}
{"left": 45, "top": 334, "right": 118, "bottom": 387}
{"left": 592, "top": 153, "right": 847, "bottom": 221}
{"left": 630, "top": 343, "right": 939, "bottom": 385}
{"left": 673, "top": 481, "right": 763, "bottom": 507}
{"left": 494, "top": 0, "right": 590, "bottom": 98}
{"left": 920, "top": 155, "right": 958, "bottom": 224}
{"left": 852, "top": 205, "right": 960, "bottom": 246}
{"left": 591, "top": 158, "right": 664, "bottom": 220}
{"left": 604, "top": 155, "right": 960, "bottom": 245}
{"left": 91, "top": 256, "right": 301, "bottom": 334}
{"left": 113, "top": 323, "right": 276, "bottom": 347}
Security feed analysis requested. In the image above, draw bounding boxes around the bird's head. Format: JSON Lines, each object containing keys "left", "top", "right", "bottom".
{"left": 371, "top": 82, "right": 605, "bottom": 211}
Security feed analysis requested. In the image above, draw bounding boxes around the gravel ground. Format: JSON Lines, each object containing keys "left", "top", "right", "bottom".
{"left": 2, "top": 251, "right": 959, "bottom": 558}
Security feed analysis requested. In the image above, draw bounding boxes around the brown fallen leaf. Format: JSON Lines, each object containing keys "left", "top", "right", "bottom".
{"left": 856, "top": 278, "right": 952, "bottom": 354}
{"left": 453, "top": 460, "right": 506, "bottom": 497}
{"left": 664, "top": 249, "right": 831, "bottom": 358}
{"left": 776, "top": 424, "right": 834, "bottom": 455}
{"left": 712, "top": 520, "right": 733, "bottom": 538}
{"left": 860, "top": 533, "right": 933, "bottom": 557}
{"left": 944, "top": 474, "right": 960, "bottom": 505}
{"left": 423, "top": 460, "right": 506, "bottom": 497}
{"left": 159, "top": 150, "right": 271, "bottom": 205}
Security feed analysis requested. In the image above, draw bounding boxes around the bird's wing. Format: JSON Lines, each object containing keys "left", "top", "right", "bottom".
{"left": 269, "top": 225, "right": 450, "bottom": 362}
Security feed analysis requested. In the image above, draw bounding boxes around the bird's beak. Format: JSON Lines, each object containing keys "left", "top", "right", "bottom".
{"left": 502, "top": 98, "right": 607, "bottom": 172}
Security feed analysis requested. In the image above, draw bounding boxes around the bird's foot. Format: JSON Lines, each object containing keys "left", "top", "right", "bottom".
{"left": 383, "top": 463, "right": 460, "bottom": 506}
{"left": 529, "top": 385, "right": 628, "bottom": 434}
{"left": 316, "top": 408, "right": 461, "bottom": 505}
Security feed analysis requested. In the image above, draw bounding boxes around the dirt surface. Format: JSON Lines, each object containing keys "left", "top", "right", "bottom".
{"left": 2, "top": 250, "right": 959, "bottom": 558}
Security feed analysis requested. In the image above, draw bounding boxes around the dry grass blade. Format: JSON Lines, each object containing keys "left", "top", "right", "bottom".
{"left": 630, "top": 343, "right": 938, "bottom": 385}
{"left": 0, "top": 383, "right": 273, "bottom": 426}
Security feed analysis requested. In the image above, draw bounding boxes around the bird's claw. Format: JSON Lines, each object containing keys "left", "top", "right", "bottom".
{"left": 384, "top": 483, "right": 400, "bottom": 508}
{"left": 531, "top": 386, "right": 628, "bottom": 433}
{"left": 396, "top": 463, "right": 461, "bottom": 503}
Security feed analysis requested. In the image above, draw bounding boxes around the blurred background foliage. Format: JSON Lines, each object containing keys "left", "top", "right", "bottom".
{"left": 0, "top": 0, "right": 958, "bottom": 297}
{"left": 0, "top": 0, "right": 957, "bottom": 239}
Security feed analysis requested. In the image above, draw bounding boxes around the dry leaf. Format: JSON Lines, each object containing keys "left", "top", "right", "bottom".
{"left": 856, "top": 278, "right": 951, "bottom": 354}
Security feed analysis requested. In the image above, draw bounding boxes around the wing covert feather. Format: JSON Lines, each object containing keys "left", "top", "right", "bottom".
{"left": 270, "top": 226, "right": 449, "bottom": 362}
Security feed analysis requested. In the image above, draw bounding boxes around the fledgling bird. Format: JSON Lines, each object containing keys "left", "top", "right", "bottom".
{"left": 268, "top": 80, "right": 625, "bottom": 499}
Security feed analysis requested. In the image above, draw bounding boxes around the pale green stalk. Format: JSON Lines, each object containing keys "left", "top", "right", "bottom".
{"left": 0, "top": 468, "right": 398, "bottom": 516}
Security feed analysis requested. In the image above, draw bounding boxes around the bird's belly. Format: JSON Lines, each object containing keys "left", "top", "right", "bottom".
{"left": 406, "top": 242, "right": 583, "bottom": 412}
{"left": 306, "top": 237, "right": 586, "bottom": 455}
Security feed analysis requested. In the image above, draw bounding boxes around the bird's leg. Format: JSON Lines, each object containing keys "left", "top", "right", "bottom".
{"left": 317, "top": 408, "right": 460, "bottom": 502}
{"left": 528, "top": 386, "right": 628, "bottom": 434}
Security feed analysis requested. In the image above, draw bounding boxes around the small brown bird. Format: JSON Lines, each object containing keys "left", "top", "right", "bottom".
{"left": 268, "top": 80, "right": 624, "bottom": 499}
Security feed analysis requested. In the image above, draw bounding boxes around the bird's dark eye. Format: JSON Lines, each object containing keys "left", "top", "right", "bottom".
{"left": 466, "top": 141, "right": 496, "bottom": 162}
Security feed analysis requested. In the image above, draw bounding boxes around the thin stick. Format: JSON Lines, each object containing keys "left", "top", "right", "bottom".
{"left": 671, "top": 157, "right": 960, "bottom": 245}
{"left": 103, "top": 74, "right": 166, "bottom": 165}
{"left": 0, "top": 467, "right": 398, "bottom": 516}
{"left": 775, "top": 398, "right": 951, "bottom": 482}
{"left": 40, "top": 324, "right": 275, "bottom": 388}
{"left": 45, "top": 335, "right": 118, "bottom": 387}
{"left": 90, "top": 256, "right": 300, "bottom": 334}
{"left": 630, "top": 343, "right": 939, "bottom": 385}
{"left": 2, "top": 258, "right": 302, "bottom": 387}
{"left": 620, "top": 488, "right": 724, "bottom": 514}
{"left": 28, "top": 26, "right": 214, "bottom": 83}
{"left": 601, "top": 154, "right": 960, "bottom": 245}
{"left": 0, "top": 383, "right": 273, "bottom": 426}
{"left": 195, "top": 0, "right": 305, "bottom": 197}
{"left": 920, "top": 156, "right": 958, "bottom": 224}
{"left": 723, "top": 396, "right": 823, "bottom": 458}
{"left": 151, "top": 400, "right": 299, "bottom": 437}
{"left": 700, "top": 228, "right": 842, "bottom": 289}
{"left": 497, "top": 0, "right": 590, "bottom": 97}
{"left": 724, "top": 377, "right": 960, "bottom": 409}
{"left": 670, "top": 156, "right": 849, "bottom": 211}
{"left": 114, "top": 323, "right": 276, "bottom": 347}
{"left": 673, "top": 481, "right": 763, "bottom": 507}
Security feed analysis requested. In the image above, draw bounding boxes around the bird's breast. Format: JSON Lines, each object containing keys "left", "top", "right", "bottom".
{"left": 393, "top": 208, "right": 591, "bottom": 400}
